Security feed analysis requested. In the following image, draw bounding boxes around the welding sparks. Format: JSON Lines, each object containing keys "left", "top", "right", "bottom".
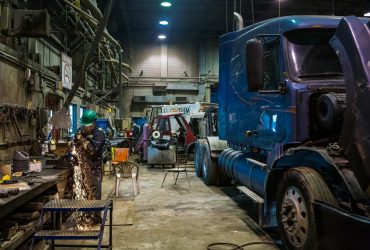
{"left": 71, "top": 142, "right": 88, "bottom": 200}
{"left": 69, "top": 141, "right": 94, "bottom": 230}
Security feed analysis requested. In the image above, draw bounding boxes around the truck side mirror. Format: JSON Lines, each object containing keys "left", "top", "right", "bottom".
{"left": 246, "top": 39, "right": 263, "bottom": 92}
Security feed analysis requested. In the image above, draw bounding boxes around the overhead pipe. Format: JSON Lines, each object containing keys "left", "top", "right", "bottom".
{"left": 62, "top": 0, "right": 121, "bottom": 49}
{"left": 72, "top": 19, "right": 118, "bottom": 84}
{"left": 233, "top": 12, "right": 244, "bottom": 31}
{"left": 84, "top": 19, "right": 124, "bottom": 84}
{"left": 99, "top": 43, "right": 119, "bottom": 84}
{"left": 49, "top": 0, "right": 115, "bottom": 128}
{"left": 81, "top": 0, "right": 103, "bottom": 19}
{"left": 81, "top": 20, "right": 131, "bottom": 82}
{"left": 101, "top": 58, "right": 132, "bottom": 73}
{"left": 56, "top": 0, "right": 126, "bottom": 99}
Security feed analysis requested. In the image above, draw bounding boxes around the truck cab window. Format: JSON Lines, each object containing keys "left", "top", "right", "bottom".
{"left": 170, "top": 116, "right": 181, "bottom": 133}
{"left": 261, "top": 36, "right": 281, "bottom": 90}
{"left": 158, "top": 118, "right": 169, "bottom": 131}
{"left": 152, "top": 118, "right": 158, "bottom": 130}
{"left": 285, "top": 29, "right": 343, "bottom": 81}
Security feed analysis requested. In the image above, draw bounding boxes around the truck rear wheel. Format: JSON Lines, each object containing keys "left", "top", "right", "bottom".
{"left": 195, "top": 139, "right": 207, "bottom": 177}
{"left": 276, "top": 167, "right": 338, "bottom": 250}
{"left": 201, "top": 143, "right": 219, "bottom": 185}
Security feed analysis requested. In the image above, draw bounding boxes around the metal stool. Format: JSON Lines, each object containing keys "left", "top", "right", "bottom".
{"left": 161, "top": 154, "right": 190, "bottom": 187}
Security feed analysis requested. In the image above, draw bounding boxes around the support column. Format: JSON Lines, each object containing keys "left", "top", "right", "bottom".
{"left": 118, "top": 50, "right": 124, "bottom": 118}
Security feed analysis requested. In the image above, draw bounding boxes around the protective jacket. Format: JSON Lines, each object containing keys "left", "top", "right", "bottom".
{"left": 78, "top": 127, "right": 106, "bottom": 167}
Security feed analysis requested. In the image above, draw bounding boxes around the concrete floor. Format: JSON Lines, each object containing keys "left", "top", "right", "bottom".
{"left": 95, "top": 161, "right": 280, "bottom": 250}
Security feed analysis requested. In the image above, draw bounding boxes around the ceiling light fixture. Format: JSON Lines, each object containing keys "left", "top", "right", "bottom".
{"left": 364, "top": 12, "right": 370, "bottom": 17}
{"left": 158, "top": 35, "right": 167, "bottom": 40}
{"left": 161, "top": 2, "right": 172, "bottom": 7}
{"left": 159, "top": 20, "right": 169, "bottom": 25}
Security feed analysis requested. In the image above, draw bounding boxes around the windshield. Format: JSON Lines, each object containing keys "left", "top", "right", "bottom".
{"left": 285, "top": 29, "right": 343, "bottom": 80}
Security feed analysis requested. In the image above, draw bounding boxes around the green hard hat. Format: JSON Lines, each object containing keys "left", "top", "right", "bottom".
{"left": 80, "top": 110, "right": 97, "bottom": 126}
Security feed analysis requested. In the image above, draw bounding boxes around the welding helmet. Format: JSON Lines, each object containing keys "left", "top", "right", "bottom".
{"left": 80, "top": 110, "right": 97, "bottom": 126}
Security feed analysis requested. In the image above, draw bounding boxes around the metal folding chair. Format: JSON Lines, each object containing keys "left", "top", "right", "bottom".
{"left": 161, "top": 154, "right": 190, "bottom": 187}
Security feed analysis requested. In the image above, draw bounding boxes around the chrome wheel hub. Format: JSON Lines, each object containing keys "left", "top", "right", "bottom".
{"left": 202, "top": 155, "right": 208, "bottom": 177}
{"left": 280, "top": 186, "right": 309, "bottom": 247}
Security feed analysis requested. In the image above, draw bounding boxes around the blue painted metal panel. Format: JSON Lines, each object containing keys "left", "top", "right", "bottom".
{"left": 211, "top": 88, "right": 218, "bottom": 104}
{"left": 96, "top": 118, "right": 109, "bottom": 130}
{"left": 218, "top": 15, "right": 369, "bottom": 152}
{"left": 132, "top": 117, "right": 146, "bottom": 126}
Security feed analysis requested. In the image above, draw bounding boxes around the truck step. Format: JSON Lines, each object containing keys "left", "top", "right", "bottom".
{"left": 237, "top": 186, "right": 264, "bottom": 204}
{"left": 237, "top": 186, "right": 264, "bottom": 226}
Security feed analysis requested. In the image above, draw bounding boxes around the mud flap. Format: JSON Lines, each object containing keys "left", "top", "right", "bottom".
{"left": 330, "top": 16, "right": 370, "bottom": 193}
{"left": 314, "top": 201, "right": 370, "bottom": 250}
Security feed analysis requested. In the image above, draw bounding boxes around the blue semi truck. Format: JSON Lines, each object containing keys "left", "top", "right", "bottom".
{"left": 195, "top": 15, "right": 370, "bottom": 249}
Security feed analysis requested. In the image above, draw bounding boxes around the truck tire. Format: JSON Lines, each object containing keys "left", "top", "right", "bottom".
{"left": 194, "top": 139, "right": 207, "bottom": 177}
{"left": 201, "top": 143, "right": 219, "bottom": 185}
{"left": 276, "top": 167, "right": 338, "bottom": 250}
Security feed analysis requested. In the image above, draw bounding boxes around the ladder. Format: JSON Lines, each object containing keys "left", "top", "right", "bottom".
{"left": 32, "top": 199, "right": 113, "bottom": 249}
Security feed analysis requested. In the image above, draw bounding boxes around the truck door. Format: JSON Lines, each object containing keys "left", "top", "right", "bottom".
{"left": 156, "top": 117, "right": 171, "bottom": 137}
{"left": 250, "top": 35, "right": 287, "bottom": 150}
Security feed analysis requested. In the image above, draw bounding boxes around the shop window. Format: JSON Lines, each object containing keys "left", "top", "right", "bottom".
{"left": 69, "top": 104, "right": 77, "bottom": 133}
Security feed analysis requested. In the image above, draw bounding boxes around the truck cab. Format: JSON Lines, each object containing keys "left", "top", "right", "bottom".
{"left": 197, "top": 15, "right": 370, "bottom": 250}
{"left": 152, "top": 112, "right": 196, "bottom": 153}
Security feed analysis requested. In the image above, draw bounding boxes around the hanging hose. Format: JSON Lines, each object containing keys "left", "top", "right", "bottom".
{"left": 64, "top": 0, "right": 115, "bottom": 108}
{"left": 49, "top": 0, "right": 115, "bottom": 128}
{"left": 207, "top": 241, "right": 279, "bottom": 250}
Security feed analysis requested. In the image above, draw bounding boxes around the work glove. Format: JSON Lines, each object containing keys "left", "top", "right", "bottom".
{"left": 75, "top": 132, "right": 87, "bottom": 144}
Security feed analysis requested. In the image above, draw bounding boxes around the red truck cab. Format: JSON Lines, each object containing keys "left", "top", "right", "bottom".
{"left": 151, "top": 112, "right": 196, "bottom": 154}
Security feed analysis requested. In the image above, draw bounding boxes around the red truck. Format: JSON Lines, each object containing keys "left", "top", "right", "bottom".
{"left": 135, "top": 112, "right": 197, "bottom": 165}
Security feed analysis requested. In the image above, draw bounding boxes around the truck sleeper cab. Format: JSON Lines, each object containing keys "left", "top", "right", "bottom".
{"left": 196, "top": 15, "right": 370, "bottom": 250}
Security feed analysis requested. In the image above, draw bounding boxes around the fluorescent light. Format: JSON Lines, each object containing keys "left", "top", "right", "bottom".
{"left": 158, "top": 35, "right": 167, "bottom": 39}
{"left": 364, "top": 12, "right": 370, "bottom": 17}
{"left": 159, "top": 20, "right": 169, "bottom": 25}
{"left": 161, "top": 2, "right": 172, "bottom": 7}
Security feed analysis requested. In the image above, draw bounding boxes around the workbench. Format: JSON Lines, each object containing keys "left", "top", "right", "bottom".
{"left": 0, "top": 166, "right": 71, "bottom": 250}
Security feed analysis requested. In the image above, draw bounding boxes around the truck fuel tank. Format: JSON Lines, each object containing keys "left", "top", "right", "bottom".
{"left": 218, "top": 149, "right": 267, "bottom": 196}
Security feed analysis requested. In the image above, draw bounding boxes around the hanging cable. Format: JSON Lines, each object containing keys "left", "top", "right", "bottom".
{"left": 332, "top": 0, "right": 335, "bottom": 15}
{"left": 233, "top": 0, "right": 236, "bottom": 30}
{"left": 278, "top": 0, "right": 281, "bottom": 32}
{"left": 240, "top": 0, "right": 242, "bottom": 15}
{"left": 226, "top": 0, "right": 228, "bottom": 32}
{"left": 208, "top": 241, "right": 279, "bottom": 250}
{"left": 251, "top": 0, "right": 255, "bottom": 24}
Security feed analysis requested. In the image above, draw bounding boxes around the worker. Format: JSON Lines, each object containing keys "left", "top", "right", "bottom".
{"left": 131, "top": 120, "right": 141, "bottom": 139}
{"left": 75, "top": 109, "right": 106, "bottom": 226}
